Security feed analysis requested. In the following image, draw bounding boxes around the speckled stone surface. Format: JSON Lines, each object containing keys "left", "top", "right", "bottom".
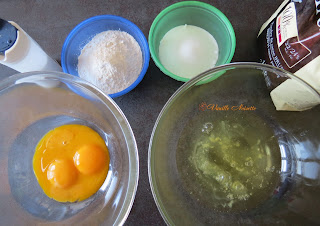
{"left": 0, "top": 0, "right": 284, "bottom": 225}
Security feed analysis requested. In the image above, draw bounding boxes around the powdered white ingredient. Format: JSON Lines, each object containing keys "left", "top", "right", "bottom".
{"left": 78, "top": 30, "right": 143, "bottom": 94}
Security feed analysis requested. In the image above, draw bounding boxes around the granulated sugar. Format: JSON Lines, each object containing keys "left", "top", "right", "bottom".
{"left": 78, "top": 30, "right": 142, "bottom": 95}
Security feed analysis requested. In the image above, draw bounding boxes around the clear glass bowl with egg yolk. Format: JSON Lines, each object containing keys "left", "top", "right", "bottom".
{"left": 0, "top": 71, "right": 138, "bottom": 225}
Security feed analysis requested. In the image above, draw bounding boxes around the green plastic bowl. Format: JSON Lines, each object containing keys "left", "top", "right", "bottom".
{"left": 149, "top": 1, "right": 236, "bottom": 82}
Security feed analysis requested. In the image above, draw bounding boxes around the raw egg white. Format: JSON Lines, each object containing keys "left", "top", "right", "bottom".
{"left": 33, "top": 124, "right": 110, "bottom": 202}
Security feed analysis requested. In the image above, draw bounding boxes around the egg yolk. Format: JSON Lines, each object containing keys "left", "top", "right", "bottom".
{"left": 33, "top": 124, "right": 110, "bottom": 202}
{"left": 74, "top": 144, "right": 107, "bottom": 175}
{"left": 47, "top": 159, "right": 78, "bottom": 188}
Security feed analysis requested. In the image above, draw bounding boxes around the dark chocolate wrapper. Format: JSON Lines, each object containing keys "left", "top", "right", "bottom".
{"left": 258, "top": 0, "right": 320, "bottom": 90}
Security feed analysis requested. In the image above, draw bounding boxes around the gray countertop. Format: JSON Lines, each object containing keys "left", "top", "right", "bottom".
{"left": 0, "top": 0, "right": 284, "bottom": 225}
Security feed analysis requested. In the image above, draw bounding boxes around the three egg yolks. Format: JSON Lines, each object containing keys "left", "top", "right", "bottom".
{"left": 33, "top": 124, "right": 110, "bottom": 202}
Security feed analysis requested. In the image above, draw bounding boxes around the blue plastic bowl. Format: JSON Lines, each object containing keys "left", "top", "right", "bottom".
{"left": 61, "top": 15, "right": 150, "bottom": 98}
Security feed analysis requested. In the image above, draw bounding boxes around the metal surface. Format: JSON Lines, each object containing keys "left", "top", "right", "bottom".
{"left": 0, "top": 0, "right": 284, "bottom": 225}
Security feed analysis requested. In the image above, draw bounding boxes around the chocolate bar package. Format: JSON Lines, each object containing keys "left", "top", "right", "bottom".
{"left": 257, "top": 0, "right": 320, "bottom": 111}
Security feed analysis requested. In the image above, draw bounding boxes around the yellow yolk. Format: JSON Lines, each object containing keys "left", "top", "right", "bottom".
{"left": 33, "top": 124, "right": 110, "bottom": 202}
{"left": 47, "top": 159, "right": 78, "bottom": 188}
{"left": 74, "top": 144, "right": 107, "bottom": 175}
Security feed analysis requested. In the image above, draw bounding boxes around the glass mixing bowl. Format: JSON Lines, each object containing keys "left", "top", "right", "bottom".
{"left": 148, "top": 63, "right": 320, "bottom": 225}
{"left": 0, "top": 71, "right": 139, "bottom": 225}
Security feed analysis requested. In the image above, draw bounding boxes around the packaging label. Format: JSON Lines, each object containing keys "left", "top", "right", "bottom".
{"left": 276, "top": 2, "right": 311, "bottom": 68}
{"left": 257, "top": 0, "right": 320, "bottom": 110}
{"left": 276, "top": 2, "right": 298, "bottom": 46}
{"left": 259, "top": 0, "right": 320, "bottom": 73}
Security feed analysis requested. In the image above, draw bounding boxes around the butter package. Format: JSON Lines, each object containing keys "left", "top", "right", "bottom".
{"left": 257, "top": 0, "right": 320, "bottom": 111}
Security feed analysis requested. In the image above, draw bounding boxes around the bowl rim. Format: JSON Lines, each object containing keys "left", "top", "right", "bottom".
{"left": 61, "top": 14, "right": 150, "bottom": 99}
{"left": 148, "top": 1, "right": 236, "bottom": 83}
{"left": 147, "top": 62, "right": 320, "bottom": 225}
{"left": 0, "top": 71, "right": 139, "bottom": 225}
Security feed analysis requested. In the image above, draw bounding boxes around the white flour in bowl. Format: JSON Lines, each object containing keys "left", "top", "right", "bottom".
{"left": 77, "top": 30, "right": 143, "bottom": 95}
